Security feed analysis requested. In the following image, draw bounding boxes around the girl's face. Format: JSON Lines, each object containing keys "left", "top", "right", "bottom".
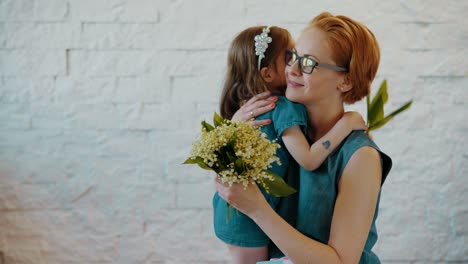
{"left": 268, "top": 40, "right": 295, "bottom": 94}
{"left": 285, "top": 27, "right": 345, "bottom": 105}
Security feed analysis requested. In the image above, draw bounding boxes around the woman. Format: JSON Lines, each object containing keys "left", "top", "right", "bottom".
{"left": 216, "top": 12, "right": 392, "bottom": 263}
{"left": 214, "top": 25, "right": 366, "bottom": 264}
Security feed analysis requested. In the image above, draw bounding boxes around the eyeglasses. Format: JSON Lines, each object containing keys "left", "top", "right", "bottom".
{"left": 285, "top": 49, "right": 348, "bottom": 74}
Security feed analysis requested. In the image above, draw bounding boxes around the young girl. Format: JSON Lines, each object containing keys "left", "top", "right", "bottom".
{"left": 213, "top": 26, "right": 366, "bottom": 264}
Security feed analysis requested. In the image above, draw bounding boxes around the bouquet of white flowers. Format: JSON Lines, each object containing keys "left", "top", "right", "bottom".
{"left": 184, "top": 113, "right": 296, "bottom": 197}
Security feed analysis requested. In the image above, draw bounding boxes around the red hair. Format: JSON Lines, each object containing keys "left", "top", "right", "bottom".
{"left": 308, "top": 12, "right": 380, "bottom": 104}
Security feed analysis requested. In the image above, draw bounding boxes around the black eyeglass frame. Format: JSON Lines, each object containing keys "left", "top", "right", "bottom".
{"left": 285, "top": 49, "right": 348, "bottom": 74}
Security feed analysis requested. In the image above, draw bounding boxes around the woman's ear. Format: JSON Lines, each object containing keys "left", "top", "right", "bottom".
{"left": 338, "top": 75, "right": 353, "bottom": 92}
{"left": 260, "top": 67, "right": 274, "bottom": 84}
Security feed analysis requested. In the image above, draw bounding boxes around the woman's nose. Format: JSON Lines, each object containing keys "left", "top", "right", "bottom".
{"left": 288, "top": 60, "right": 302, "bottom": 76}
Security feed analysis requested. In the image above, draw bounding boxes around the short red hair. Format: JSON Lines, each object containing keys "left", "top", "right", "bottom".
{"left": 307, "top": 12, "right": 380, "bottom": 104}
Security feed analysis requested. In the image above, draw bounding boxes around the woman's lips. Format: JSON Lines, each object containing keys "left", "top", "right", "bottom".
{"left": 287, "top": 79, "right": 303, "bottom": 88}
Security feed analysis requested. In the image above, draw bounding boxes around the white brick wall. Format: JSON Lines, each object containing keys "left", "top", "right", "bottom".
{"left": 0, "top": 0, "right": 467, "bottom": 263}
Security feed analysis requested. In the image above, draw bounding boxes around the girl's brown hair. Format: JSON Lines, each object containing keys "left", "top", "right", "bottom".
{"left": 220, "top": 26, "right": 292, "bottom": 119}
{"left": 308, "top": 12, "right": 380, "bottom": 104}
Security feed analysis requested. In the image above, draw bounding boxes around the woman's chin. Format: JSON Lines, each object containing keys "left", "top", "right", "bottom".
{"left": 285, "top": 87, "right": 302, "bottom": 103}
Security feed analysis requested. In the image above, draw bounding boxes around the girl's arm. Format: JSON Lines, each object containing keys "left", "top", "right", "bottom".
{"left": 215, "top": 146, "right": 382, "bottom": 264}
{"left": 231, "top": 91, "right": 277, "bottom": 126}
{"left": 282, "top": 111, "right": 366, "bottom": 171}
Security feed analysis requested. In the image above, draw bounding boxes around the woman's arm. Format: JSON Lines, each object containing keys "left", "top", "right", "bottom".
{"left": 282, "top": 112, "right": 366, "bottom": 171}
{"left": 215, "top": 146, "right": 382, "bottom": 264}
{"left": 327, "top": 147, "right": 382, "bottom": 263}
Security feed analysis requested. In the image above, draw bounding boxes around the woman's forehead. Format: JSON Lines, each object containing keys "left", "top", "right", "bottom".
{"left": 295, "top": 28, "right": 331, "bottom": 58}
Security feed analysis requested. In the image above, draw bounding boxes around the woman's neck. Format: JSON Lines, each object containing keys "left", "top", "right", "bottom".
{"left": 305, "top": 101, "right": 345, "bottom": 141}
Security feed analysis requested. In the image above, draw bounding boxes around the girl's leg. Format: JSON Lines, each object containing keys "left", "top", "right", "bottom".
{"left": 227, "top": 244, "right": 268, "bottom": 264}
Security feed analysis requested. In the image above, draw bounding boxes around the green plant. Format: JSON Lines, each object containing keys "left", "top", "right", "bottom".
{"left": 366, "top": 79, "right": 413, "bottom": 132}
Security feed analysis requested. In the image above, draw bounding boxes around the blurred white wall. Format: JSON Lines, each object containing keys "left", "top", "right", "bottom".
{"left": 0, "top": 0, "right": 467, "bottom": 263}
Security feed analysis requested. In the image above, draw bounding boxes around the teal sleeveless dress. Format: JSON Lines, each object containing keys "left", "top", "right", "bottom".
{"left": 213, "top": 96, "right": 308, "bottom": 247}
{"left": 269, "top": 130, "right": 392, "bottom": 263}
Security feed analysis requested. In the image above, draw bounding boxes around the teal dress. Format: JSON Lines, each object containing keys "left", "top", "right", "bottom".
{"left": 269, "top": 130, "right": 392, "bottom": 263}
{"left": 213, "top": 96, "right": 308, "bottom": 247}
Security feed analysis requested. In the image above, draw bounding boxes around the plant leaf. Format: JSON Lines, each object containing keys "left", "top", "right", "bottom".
{"left": 366, "top": 94, "right": 371, "bottom": 124}
{"left": 201, "top": 120, "right": 214, "bottom": 132}
{"left": 369, "top": 100, "right": 413, "bottom": 131}
{"left": 213, "top": 112, "right": 224, "bottom": 127}
{"left": 182, "top": 156, "right": 214, "bottom": 171}
{"left": 226, "top": 151, "right": 237, "bottom": 163}
{"left": 234, "top": 159, "right": 250, "bottom": 175}
{"left": 262, "top": 170, "right": 297, "bottom": 197}
{"left": 370, "top": 80, "right": 389, "bottom": 108}
{"left": 368, "top": 94, "right": 384, "bottom": 126}
{"left": 367, "top": 80, "right": 388, "bottom": 126}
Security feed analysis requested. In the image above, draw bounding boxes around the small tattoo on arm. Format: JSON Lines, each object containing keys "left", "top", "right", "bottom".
{"left": 322, "top": 140, "right": 331, "bottom": 150}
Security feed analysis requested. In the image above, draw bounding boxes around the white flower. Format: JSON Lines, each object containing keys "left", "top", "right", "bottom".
{"left": 188, "top": 114, "right": 280, "bottom": 190}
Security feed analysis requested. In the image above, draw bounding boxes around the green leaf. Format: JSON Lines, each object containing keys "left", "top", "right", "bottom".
{"left": 201, "top": 120, "right": 214, "bottom": 132}
{"left": 262, "top": 170, "right": 297, "bottom": 197}
{"left": 370, "top": 80, "right": 389, "bottom": 108}
{"left": 366, "top": 94, "right": 371, "bottom": 123}
{"left": 226, "top": 151, "right": 237, "bottom": 163}
{"left": 369, "top": 100, "right": 413, "bottom": 131}
{"left": 182, "top": 156, "right": 214, "bottom": 171}
{"left": 368, "top": 95, "right": 384, "bottom": 126}
{"left": 213, "top": 112, "right": 224, "bottom": 127}
{"left": 367, "top": 80, "right": 388, "bottom": 126}
{"left": 234, "top": 159, "right": 247, "bottom": 174}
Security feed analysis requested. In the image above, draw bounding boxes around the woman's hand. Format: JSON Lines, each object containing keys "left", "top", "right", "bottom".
{"left": 214, "top": 177, "right": 269, "bottom": 220}
{"left": 232, "top": 91, "right": 277, "bottom": 126}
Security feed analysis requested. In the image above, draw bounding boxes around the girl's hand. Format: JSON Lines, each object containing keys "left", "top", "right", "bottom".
{"left": 214, "top": 177, "right": 269, "bottom": 219}
{"left": 341, "top": 111, "right": 367, "bottom": 131}
{"left": 232, "top": 91, "right": 278, "bottom": 126}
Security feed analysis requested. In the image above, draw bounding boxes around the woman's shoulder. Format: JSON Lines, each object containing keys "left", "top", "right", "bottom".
{"left": 335, "top": 130, "right": 392, "bottom": 184}
{"left": 342, "top": 130, "right": 376, "bottom": 148}
{"left": 340, "top": 130, "right": 383, "bottom": 151}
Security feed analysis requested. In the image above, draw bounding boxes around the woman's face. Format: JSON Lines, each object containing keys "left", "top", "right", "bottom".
{"left": 285, "top": 27, "right": 345, "bottom": 105}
